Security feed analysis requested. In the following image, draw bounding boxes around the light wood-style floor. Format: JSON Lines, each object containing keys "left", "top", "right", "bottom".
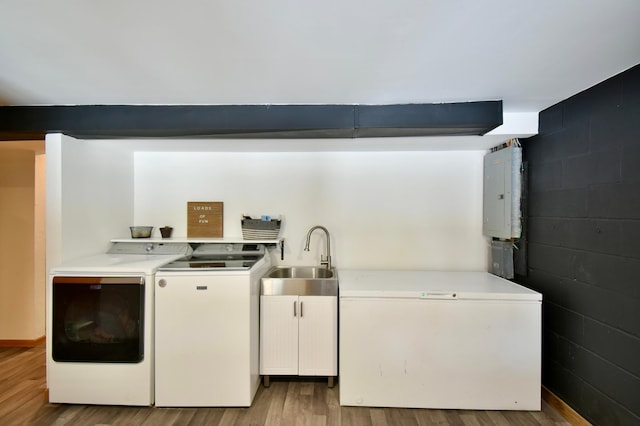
{"left": 0, "top": 345, "right": 572, "bottom": 425}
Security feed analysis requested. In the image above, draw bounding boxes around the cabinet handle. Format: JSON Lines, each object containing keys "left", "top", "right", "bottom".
{"left": 300, "top": 301, "right": 303, "bottom": 318}
{"left": 293, "top": 300, "right": 297, "bottom": 317}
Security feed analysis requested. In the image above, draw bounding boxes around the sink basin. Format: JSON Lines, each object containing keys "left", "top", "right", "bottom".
{"left": 261, "top": 266, "right": 338, "bottom": 296}
{"left": 266, "top": 266, "right": 335, "bottom": 279}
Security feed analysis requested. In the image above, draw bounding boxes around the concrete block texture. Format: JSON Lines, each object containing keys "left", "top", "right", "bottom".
{"left": 519, "top": 64, "right": 640, "bottom": 425}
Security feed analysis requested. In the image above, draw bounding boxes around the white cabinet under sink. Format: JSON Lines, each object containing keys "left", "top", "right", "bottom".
{"left": 260, "top": 295, "right": 337, "bottom": 385}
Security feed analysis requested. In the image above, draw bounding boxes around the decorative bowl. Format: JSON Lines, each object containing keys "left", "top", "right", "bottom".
{"left": 130, "top": 226, "right": 153, "bottom": 238}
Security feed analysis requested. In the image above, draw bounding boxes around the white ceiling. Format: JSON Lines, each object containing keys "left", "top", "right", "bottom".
{"left": 1, "top": 0, "right": 639, "bottom": 114}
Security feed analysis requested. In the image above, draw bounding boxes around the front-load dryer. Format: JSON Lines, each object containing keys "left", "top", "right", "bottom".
{"left": 47, "top": 242, "right": 190, "bottom": 406}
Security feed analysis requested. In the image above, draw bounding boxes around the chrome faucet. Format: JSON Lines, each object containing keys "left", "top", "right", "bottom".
{"left": 304, "top": 225, "right": 331, "bottom": 269}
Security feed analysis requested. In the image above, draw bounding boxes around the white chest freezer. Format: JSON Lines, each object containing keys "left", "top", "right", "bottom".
{"left": 338, "top": 270, "right": 542, "bottom": 410}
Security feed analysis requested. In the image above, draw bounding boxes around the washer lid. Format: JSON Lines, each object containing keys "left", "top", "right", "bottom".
{"left": 338, "top": 270, "right": 542, "bottom": 301}
{"left": 157, "top": 259, "right": 259, "bottom": 271}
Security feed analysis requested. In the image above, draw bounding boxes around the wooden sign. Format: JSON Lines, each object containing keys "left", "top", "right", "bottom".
{"left": 187, "top": 201, "right": 223, "bottom": 238}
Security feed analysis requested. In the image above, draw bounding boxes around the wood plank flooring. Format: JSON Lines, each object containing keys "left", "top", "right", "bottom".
{"left": 0, "top": 345, "right": 573, "bottom": 425}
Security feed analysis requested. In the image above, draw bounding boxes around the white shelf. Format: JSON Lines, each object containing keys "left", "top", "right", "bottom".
{"left": 110, "top": 237, "right": 283, "bottom": 244}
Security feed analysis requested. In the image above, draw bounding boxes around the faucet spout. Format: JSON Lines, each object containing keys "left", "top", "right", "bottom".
{"left": 304, "top": 225, "right": 332, "bottom": 269}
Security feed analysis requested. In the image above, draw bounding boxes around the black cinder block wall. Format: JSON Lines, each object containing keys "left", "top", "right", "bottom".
{"left": 517, "top": 64, "right": 640, "bottom": 426}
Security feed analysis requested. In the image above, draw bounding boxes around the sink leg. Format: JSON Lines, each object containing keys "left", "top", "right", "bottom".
{"left": 263, "top": 375, "right": 270, "bottom": 388}
{"left": 328, "top": 376, "right": 334, "bottom": 388}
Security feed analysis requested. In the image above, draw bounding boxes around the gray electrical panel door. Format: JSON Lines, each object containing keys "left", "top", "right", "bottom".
{"left": 483, "top": 147, "right": 521, "bottom": 239}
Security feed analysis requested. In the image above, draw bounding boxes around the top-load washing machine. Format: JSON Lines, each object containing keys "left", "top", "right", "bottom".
{"left": 47, "top": 242, "right": 191, "bottom": 406}
{"left": 154, "top": 243, "right": 271, "bottom": 407}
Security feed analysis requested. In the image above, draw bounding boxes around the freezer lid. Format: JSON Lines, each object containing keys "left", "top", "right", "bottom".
{"left": 338, "top": 270, "right": 541, "bottom": 301}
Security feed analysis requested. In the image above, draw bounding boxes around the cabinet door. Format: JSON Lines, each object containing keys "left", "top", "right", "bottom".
{"left": 260, "top": 295, "right": 299, "bottom": 375}
{"left": 298, "top": 296, "right": 337, "bottom": 376}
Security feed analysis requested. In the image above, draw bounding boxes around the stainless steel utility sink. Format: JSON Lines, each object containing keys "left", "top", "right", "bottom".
{"left": 261, "top": 266, "right": 338, "bottom": 296}
{"left": 266, "top": 266, "right": 335, "bottom": 279}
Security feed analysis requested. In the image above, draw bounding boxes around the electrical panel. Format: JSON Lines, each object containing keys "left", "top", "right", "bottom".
{"left": 483, "top": 145, "right": 522, "bottom": 239}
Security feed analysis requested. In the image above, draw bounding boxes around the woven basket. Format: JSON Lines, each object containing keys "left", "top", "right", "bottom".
{"left": 241, "top": 218, "right": 281, "bottom": 240}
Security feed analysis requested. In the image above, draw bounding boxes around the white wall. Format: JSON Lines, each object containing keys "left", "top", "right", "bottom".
{"left": 45, "top": 135, "right": 492, "bottom": 271}
{"left": 134, "top": 150, "right": 488, "bottom": 270}
{"left": 46, "top": 134, "right": 136, "bottom": 267}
